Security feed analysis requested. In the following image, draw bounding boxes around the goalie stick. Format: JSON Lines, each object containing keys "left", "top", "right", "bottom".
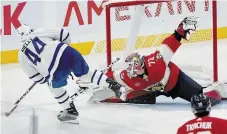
{"left": 70, "top": 57, "right": 121, "bottom": 100}
{"left": 3, "top": 82, "right": 37, "bottom": 117}
{"left": 100, "top": 57, "right": 120, "bottom": 73}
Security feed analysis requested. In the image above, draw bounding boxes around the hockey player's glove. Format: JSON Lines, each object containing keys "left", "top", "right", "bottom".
{"left": 176, "top": 16, "right": 199, "bottom": 40}
{"left": 106, "top": 78, "right": 127, "bottom": 101}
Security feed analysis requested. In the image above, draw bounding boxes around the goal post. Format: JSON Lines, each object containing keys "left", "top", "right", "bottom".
{"left": 92, "top": 0, "right": 218, "bottom": 84}
{"left": 212, "top": 0, "right": 217, "bottom": 82}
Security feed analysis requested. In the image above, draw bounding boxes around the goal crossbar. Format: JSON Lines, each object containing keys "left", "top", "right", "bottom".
{"left": 103, "top": 0, "right": 169, "bottom": 7}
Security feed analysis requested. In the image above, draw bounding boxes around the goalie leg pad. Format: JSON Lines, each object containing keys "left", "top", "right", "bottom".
{"left": 166, "top": 70, "right": 203, "bottom": 102}
{"left": 79, "top": 69, "right": 126, "bottom": 100}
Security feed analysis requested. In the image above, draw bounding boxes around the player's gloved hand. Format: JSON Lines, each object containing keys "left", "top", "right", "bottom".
{"left": 176, "top": 16, "right": 199, "bottom": 40}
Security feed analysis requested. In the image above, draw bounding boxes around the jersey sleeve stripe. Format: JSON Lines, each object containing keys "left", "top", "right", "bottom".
{"left": 29, "top": 73, "right": 40, "bottom": 79}
{"left": 60, "top": 29, "right": 63, "bottom": 42}
{"left": 157, "top": 45, "right": 174, "bottom": 65}
{"left": 63, "top": 33, "right": 69, "bottom": 42}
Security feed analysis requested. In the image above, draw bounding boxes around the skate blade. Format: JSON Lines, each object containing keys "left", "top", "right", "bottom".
{"left": 61, "top": 119, "right": 79, "bottom": 124}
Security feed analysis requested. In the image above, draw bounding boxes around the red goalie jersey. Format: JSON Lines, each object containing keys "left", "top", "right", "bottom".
{"left": 177, "top": 116, "right": 227, "bottom": 134}
{"left": 106, "top": 34, "right": 181, "bottom": 93}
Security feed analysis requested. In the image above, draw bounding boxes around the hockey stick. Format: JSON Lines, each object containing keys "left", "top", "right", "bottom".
{"left": 70, "top": 57, "right": 121, "bottom": 100}
{"left": 4, "top": 82, "right": 37, "bottom": 117}
{"left": 100, "top": 57, "right": 120, "bottom": 73}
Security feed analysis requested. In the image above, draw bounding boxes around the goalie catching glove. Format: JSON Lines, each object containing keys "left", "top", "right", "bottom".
{"left": 176, "top": 16, "right": 199, "bottom": 40}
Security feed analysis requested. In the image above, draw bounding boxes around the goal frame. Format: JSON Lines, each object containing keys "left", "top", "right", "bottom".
{"left": 103, "top": 0, "right": 218, "bottom": 82}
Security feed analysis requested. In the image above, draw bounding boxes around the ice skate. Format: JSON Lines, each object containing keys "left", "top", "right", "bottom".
{"left": 57, "top": 101, "right": 79, "bottom": 124}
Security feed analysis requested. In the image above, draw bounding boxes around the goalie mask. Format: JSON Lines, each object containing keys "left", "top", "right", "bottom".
{"left": 125, "top": 53, "right": 144, "bottom": 78}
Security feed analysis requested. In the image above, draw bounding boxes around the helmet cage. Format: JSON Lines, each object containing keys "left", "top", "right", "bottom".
{"left": 126, "top": 56, "right": 144, "bottom": 78}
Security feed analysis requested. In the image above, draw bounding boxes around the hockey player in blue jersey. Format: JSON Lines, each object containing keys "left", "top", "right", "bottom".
{"left": 17, "top": 24, "right": 126, "bottom": 123}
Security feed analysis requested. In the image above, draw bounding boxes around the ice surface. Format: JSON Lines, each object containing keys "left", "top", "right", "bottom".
{"left": 1, "top": 39, "right": 227, "bottom": 134}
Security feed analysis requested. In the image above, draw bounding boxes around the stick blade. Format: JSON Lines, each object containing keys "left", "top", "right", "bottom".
{"left": 5, "top": 112, "right": 10, "bottom": 117}
{"left": 1, "top": 111, "right": 9, "bottom": 117}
